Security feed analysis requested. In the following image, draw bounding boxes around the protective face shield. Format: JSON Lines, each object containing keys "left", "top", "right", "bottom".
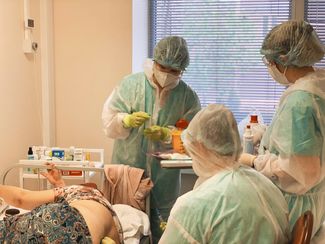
{"left": 153, "top": 65, "right": 181, "bottom": 88}
{"left": 267, "top": 65, "right": 291, "bottom": 86}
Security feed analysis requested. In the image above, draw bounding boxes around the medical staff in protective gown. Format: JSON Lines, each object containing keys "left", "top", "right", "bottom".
{"left": 160, "top": 104, "right": 289, "bottom": 244}
{"left": 239, "top": 20, "right": 325, "bottom": 238}
{"left": 102, "top": 36, "right": 201, "bottom": 243}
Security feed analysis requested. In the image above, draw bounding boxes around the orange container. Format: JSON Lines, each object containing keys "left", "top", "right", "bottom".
{"left": 172, "top": 129, "right": 184, "bottom": 153}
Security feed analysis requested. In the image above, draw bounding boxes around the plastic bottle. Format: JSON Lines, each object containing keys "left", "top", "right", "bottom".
{"left": 249, "top": 114, "right": 260, "bottom": 154}
{"left": 26, "top": 147, "right": 34, "bottom": 173}
{"left": 172, "top": 119, "right": 189, "bottom": 153}
{"left": 74, "top": 148, "right": 83, "bottom": 161}
{"left": 243, "top": 125, "right": 254, "bottom": 154}
{"left": 250, "top": 114, "right": 259, "bottom": 129}
{"left": 27, "top": 147, "right": 34, "bottom": 160}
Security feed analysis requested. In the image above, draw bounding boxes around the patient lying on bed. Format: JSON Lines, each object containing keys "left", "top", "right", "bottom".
{"left": 0, "top": 163, "right": 151, "bottom": 243}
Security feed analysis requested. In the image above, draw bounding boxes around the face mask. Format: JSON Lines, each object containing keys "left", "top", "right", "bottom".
{"left": 153, "top": 66, "right": 181, "bottom": 88}
{"left": 267, "top": 65, "right": 291, "bottom": 86}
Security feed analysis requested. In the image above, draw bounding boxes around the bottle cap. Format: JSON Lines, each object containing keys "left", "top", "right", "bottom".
{"left": 250, "top": 115, "right": 258, "bottom": 123}
{"left": 175, "top": 119, "right": 189, "bottom": 129}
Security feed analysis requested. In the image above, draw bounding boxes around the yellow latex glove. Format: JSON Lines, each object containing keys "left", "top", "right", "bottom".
{"left": 238, "top": 153, "right": 257, "bottom": 167}
{"left": 160, "top": 221, "right": 167, "bottom": 231}
{"left": 144, "top": 125, "right": 170, "bottom": 141}
{"left": 123, "top": 111, "right": 150, "bottom": 128}
{"left": 101, "top": 237, "right": 116, "bottom": 244}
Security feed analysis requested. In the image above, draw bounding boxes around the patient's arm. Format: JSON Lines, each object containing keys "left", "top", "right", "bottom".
{"left": 0, "top": 185, "right": 54, "bottom": 210}
{"left": 40, "top": 162, "right": 66, "bottom": 187}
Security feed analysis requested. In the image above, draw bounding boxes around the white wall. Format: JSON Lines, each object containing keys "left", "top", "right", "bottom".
{"left": 0, "top": 0, "right": 42, "bottom": 185}
{"left": 132, "top": 0, "right": 149, "bottom": 73}
{"left": 53, "top": 0, "right": 132, "bottom": 164}
{"left": 0, "top": 0, "right": 132, "bottom": 185}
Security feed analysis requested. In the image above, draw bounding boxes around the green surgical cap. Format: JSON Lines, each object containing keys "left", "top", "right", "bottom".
{"left": 261, "top": 20, "right": 325, "bottom": 67}
{"left": 153, "top": 36, "right": 189, "bottom": 71}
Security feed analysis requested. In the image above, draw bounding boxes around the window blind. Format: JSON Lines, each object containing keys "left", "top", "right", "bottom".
{"left": 149, "top": 0, "right": 291, "bottom": 124}
{"left": 305, "top": 0, "right": 325, "bottom": 68}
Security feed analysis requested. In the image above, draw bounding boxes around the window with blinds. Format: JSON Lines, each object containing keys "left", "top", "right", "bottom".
{"left": 149, "top": 0, "right": 291, "bottom": 124}
{"left": 305, "top": 0, "right": 325, "bottom": 68}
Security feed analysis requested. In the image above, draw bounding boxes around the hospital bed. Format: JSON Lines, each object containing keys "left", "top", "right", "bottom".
{"left": 1, "top": 163, "right": 152, "bottom": 244}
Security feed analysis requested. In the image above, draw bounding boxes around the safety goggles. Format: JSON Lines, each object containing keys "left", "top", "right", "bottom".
{"left": 154, "top": 61, "right": 183, "bottom": 76}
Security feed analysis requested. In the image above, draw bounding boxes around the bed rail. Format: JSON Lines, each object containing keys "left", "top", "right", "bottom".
{"left": 1, "top": 163, "right": 105, "bottom": 188}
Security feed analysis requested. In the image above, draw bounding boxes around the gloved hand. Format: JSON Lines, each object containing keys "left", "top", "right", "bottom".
{"left": 238, "top": 153, "right": 257, "bottom": 167}
{"left": 144, "top": 125, "right": 170, "bottom": 141}
{"left": 122, "top": 111, "right": 150, "bottom": 128}
{"left": 252, "top": 124, "right": 267, "bottom": 145}
{"left": 160, "top": 221, "right": 167, "bottom": 231}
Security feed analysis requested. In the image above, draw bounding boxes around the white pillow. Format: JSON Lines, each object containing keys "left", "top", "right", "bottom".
{"left": 112, "top": 204, "right": 150, "bottom": 244}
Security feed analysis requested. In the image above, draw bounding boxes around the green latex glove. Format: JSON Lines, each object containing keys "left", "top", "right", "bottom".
{"left": 122, "top": 111, "right": 150, "bottom": 128}
{"left": 144, "top": 125, "right": 170, "bottom": 141}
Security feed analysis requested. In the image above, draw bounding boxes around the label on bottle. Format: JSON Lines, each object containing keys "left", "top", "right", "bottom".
{"left": 27, "top": 154, "right": 34, "bottom": 160}
{"left": 243, "top": 137, "right": 254, "bottom": 154}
